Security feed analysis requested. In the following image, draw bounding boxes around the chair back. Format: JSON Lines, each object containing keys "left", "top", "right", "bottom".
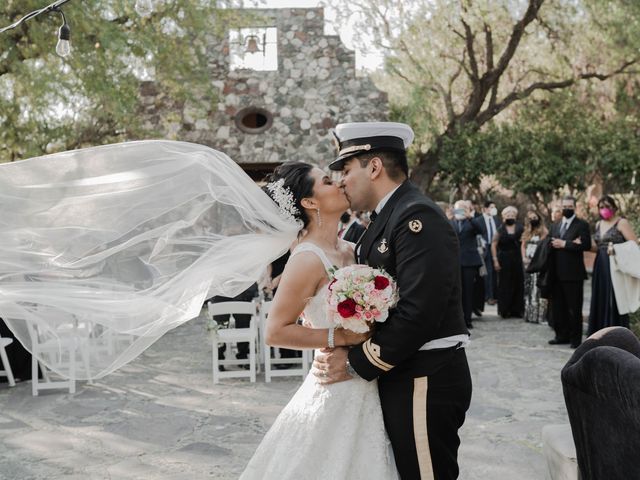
{"left": 561, "top": 327, "right": 640, "bottom": 480}
{"left": 208, "top": 301, "right": 257, "bottom": 317}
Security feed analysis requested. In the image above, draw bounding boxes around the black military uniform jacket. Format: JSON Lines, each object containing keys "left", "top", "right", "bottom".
{"left": 348, "top": 180, "right": 469, "bottom": 381}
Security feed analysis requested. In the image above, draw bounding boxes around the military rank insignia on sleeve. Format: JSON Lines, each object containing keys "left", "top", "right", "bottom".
{"left": 408, "top": 219, "right": 423, "bottom": 233}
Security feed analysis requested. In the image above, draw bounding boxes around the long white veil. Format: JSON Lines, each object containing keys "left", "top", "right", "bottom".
{"left": 0, "top": 140, "right": 300, "bottom": 380}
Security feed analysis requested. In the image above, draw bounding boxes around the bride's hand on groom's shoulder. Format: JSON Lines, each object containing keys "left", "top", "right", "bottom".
{"left": 313, "top": 347, "right": 352, "bottom": 385}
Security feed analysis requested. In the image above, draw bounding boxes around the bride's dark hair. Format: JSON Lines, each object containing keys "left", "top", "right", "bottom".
{"left": 265, "top": 162, "right": 315, "bottom": 228}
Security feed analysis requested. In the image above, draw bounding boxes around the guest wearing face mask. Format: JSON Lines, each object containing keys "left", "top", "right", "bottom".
{"left": 587, "top": 195, "right": 638, "bottom": 335}
{"left": 475, "top": 201, "right": 501, "bottom": 306}
{"left": 450, "top": 200, "right": 483, "bottom": 329}
{"left": 521, "top": 210, "right": 549, "bottom": 323}
{"left": 491, "top": 206, "right": 525, "bottom": 319}
{"left": 548, "top": 195, "right": 591, "bottom": 348}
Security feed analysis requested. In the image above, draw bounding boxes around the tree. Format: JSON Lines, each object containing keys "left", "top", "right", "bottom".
{"left": 331, "top": 0, "right": 640, "bottom": 192}
{"left": 0, "top": 0, "right": 241, "bottom": 162}
{"left": 433, "top": 90, "right": 640, "bottom": 214}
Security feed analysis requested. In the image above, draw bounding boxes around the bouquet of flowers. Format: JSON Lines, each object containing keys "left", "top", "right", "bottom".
{"left": 326, "top": 264, "right": 398, "bottom": 333}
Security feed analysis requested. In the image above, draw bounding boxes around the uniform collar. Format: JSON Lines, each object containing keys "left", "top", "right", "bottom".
{"left": 374, "top": 184, "right": 402, "bottom": 214}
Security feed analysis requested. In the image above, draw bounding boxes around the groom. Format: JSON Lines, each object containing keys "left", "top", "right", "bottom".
{"left": 314, "top": 122, "right": 472, "bottom": 480}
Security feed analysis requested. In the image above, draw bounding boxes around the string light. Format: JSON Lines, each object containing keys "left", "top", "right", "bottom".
{"left": 55, "top": 8, "right": 71, "bottom": 57}
{"left": 0, "top": 0, "right": 73, "bottom": 57}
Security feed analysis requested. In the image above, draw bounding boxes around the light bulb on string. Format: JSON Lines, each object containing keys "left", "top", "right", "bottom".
{"left": 135, "top": 0, "right": 154, "bottom": 17}
{"left": 55, "top": 10, "right": 71, "bottom": 57}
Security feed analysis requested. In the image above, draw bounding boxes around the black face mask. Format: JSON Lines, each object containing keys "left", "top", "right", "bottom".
{"left": 562, "top": 208, "right": 574, "bottom": 219}
{"left": 505, "top": 218, "right": 516, "bottom": 226}
{"left": 530, "top": 218, "right": 540, "bottom": 228}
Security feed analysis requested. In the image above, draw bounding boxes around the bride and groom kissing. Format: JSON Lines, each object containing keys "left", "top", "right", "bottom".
{"left": 240, "top": 122, "right": 472, "bottom": 480}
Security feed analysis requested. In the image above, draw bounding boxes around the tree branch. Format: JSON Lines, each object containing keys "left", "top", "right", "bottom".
{"left": 461, "top": 18, "right": 479, "bottom": 81}
{"left": 486, "top": 0, "right": 545, "bottom": 84}
{"left": 477, "top": 58, "right": 640, "bottom": 124}
{"left": 484, "top": 23, "right": 494, "bottom": 72}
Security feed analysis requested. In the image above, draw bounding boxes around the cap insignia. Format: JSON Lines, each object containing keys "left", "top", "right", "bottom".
{"left": 338, "top": 144, "right": 372, "bottom": 156}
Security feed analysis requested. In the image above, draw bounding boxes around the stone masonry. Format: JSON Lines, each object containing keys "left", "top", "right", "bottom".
{"left": 140, "top": 8, "right": 389, "bottom": 170}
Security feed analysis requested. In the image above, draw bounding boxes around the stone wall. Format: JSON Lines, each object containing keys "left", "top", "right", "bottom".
{"left": 140, "top": 8, "right": 388, "bottom": 170}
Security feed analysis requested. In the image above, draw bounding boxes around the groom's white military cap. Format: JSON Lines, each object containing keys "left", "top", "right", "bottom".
{"left": 328, "top": 122, "right": 414, "bottom": 171}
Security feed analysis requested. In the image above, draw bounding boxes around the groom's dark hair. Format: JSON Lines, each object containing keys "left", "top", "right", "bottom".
{"left": 355, "top": 150, "right": 408, "bottom": 181}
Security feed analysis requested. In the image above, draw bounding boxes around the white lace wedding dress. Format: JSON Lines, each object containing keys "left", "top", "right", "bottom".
{"left": 240, "top": 243, "right": 399, "bottom": 480}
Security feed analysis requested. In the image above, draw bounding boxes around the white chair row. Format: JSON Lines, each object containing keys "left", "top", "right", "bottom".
{"left": 208, "top": 300, "right": 313, "bottom": 384}
{"left": 23, "top": 306, "right": 134, "bottom": 396}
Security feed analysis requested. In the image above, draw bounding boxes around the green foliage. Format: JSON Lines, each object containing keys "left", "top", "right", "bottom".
{"left": 0, "top": 0, "right": 238, "bottom": 161}
{"left": 341, "top": 0, "right": 640, "bottom": 191}
{"left": 413, "top": 89, "right": 640, "bottom": 209}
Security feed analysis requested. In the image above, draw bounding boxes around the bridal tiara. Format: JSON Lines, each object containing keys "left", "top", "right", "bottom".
{"left": 266, "top": 178, "right": 300, "bottom": 222}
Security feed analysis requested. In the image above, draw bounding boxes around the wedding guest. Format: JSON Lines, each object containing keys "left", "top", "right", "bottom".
{"left": 521, "top": 210, "right": 549, "bottom": 323}
{"left": 491, "top": 206, "right": 525, "bottom": 318}
{"left": 475, "top": 200, "right": 500, "bottom": 305}
{"left": 338, "top": 210, "right": 366, "bottom": 242}
{"left": 587, "top": 195, "right": 638, "bottom": 335}
{"left": 359, "top": 211, "right": 372, "bottom": 228}
{"left": 548, "top": 195, "right": 591, "bottom": 348}
{"left": 450, "top": 200, "right": 483, "bottom": 329}
{"left": 551, "top": 206, "right": 562, "bottom": 224}
{"left": 470, "top": 199, "right": 482, "bottom": 218}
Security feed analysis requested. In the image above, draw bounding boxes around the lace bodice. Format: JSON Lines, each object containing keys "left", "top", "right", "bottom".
{"left": 290, "top": 242, "right": 335, "bottom": 329}
{"left": 595, "top": 220, "right": 626, "bottom": 247}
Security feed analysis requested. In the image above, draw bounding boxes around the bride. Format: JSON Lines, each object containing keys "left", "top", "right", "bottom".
{"left": 0, "top": 140, "right": 397, "bottom": 477}
{"left": 240, "top": 162, "right": 399, "bottom": 479}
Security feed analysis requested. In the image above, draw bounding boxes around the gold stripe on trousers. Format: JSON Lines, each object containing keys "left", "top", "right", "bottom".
{"left": 413, "top": 376, "right": 434, "bottom": 480}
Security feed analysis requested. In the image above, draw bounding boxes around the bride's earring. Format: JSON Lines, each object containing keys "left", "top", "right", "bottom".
{"left": 316, "top": 208, "right": 322, "bottom": 226}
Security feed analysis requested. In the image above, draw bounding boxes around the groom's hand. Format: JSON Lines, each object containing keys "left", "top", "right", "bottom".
{"left": 313, "top": 347, "right": 352, "bottom": 385}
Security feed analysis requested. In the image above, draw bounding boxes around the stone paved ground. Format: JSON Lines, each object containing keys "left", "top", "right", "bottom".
{"left": 0, "top": 305, "right": 576, "bottom": 480}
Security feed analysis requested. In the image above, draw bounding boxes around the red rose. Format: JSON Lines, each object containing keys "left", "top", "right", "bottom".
{"left": 337, "top": 298, "right": 357, "bottom": 318}
{"left": 374, "top": 276, "right": 390, "bottom": 290}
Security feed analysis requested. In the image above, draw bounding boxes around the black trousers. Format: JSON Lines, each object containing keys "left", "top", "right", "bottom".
{"left": 378, "top": 349, "right": 472, "bottom": 480}
{"left": 551, "top": 281, "right": 584, "bottom": 344}
{"left": 472, "top": 269, "right": 485, "bottom": 313}
{"left": 460, "top": 267, "right": 478, "bottom": 325}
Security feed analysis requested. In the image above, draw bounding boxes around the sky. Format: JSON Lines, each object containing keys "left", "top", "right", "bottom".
{"left": 241, "top": 0, "right": 384, "bottom": 70}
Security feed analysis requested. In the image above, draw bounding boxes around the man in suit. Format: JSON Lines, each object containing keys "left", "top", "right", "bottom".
{"left": 314, "top": 122, "right": 472, "bottom": 480}
{"left": 549, "top": 195, "right": 591, "bottom": 348}
{"left": 339, "top": 210, "right": 366, "bottom": 243}
{"left": 473, "top": 201, "right": 500, "bottom": 305}
{"left": 451, "top": 200, "right": 483, "bottom": 329}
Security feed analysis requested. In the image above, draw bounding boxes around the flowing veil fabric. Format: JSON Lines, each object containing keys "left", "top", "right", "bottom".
{"left": 0, "top": 140, "right": 299, "bottom": 380}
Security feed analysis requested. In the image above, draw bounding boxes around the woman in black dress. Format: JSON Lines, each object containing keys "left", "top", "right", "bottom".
{"left": 491, "top": 206, "right": 525, "bottom": 318}
{"left": 588, "top": 195, "right": 638, "bottom": 335}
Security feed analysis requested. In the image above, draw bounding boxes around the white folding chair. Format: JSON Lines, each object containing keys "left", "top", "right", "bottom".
{"left": 208, "top": 301, "right": 259, "bottom": 384}
{"left": 260, "top": 300, "right": 312, "bottom": 382}
{"left": 27, "top": 307, "right": 92, "bottom": 396}
{"left": 0, "top": 337, "right": 16, "bottom": 387}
